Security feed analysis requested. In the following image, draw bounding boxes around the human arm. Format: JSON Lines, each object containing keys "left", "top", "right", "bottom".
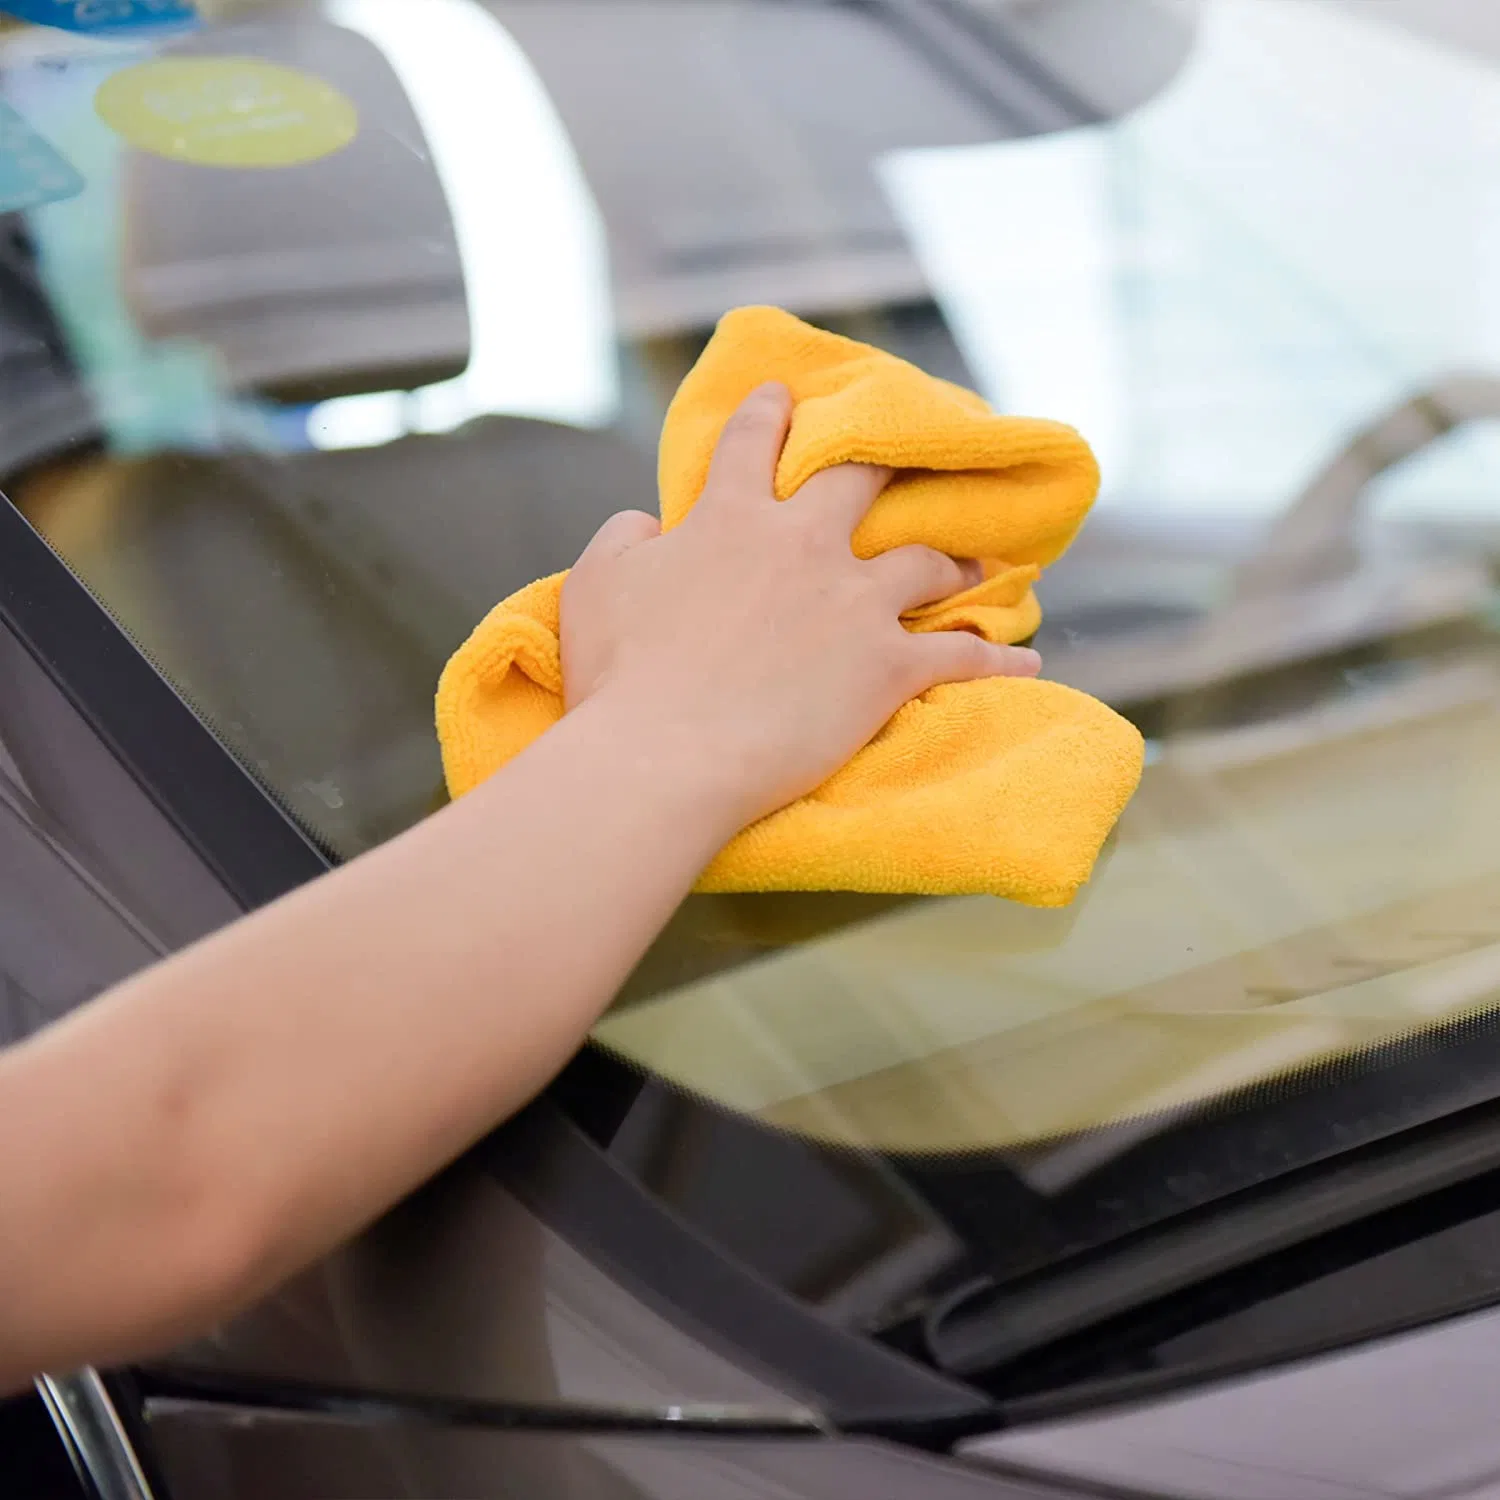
{"left": 0, "top": 384, "right": 1040, "bottom": 1388}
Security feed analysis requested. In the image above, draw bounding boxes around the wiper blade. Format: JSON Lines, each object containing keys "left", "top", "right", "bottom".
{"left": 926, "top": 1094, "right": 1500, "bottom": 1379}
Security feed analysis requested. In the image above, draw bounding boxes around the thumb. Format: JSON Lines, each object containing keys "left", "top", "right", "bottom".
{"left": 574, "top": 510, "right": 661, "bottom": 570}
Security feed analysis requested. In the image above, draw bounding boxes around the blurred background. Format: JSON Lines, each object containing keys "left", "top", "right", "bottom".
{"left": 4, "top": 0, "right": 1500, "bottom": 1164}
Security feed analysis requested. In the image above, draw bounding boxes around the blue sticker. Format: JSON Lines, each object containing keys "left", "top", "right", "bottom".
{"left": 0, "top": 99, "right": 84, "bottom": 213}
{"left": 0, "top": 0, "right": 198, "bottom": 35}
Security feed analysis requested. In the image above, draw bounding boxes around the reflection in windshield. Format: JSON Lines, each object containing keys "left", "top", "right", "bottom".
{"left": 585, "top": 0, "right": 1500, "bottom": 1160}
{"left": 2, "top": 0, "right": 1500, "bottom": 1229}
{"left": 599, "top": 666, "right": 1500, "bottom": 1153}
{"left": 888, "top": 0, "right": 1500, "bottom": 522}
{"left": 316, "top": 0, "right": 618, "bottom": 440}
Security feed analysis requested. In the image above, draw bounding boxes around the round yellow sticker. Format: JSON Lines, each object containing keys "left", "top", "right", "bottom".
{"left": 94, "top": 56, "right": 358, "bottom": 169}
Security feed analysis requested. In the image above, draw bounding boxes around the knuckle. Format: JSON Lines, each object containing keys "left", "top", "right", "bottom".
{"left": 784, "top": 503, "right": 835, "bottom": 556}
{"left": 724, "top": 401, "right": 764, "bottom": 435}
{"left": 748, "top": 380, "right": 791, "bottom": 408}
{"left": 820, "top": 569, "right": 865, "bottom": 619}
{"left": 918, "top": 565, "right": 951, "bottom": 601}
{"left": 927, "top": 631, "right": 984, "bottom": 683}
{"left": 873, "top": 649, "right": 909, "bottom": 697}
{"left": 716, "top": 412, "right": 759, "bottom": 450}
{"left": 899, "top": 544, "right": 951, "bottom": 580}
{"left": 965, "top": 634, "right": 995, "bottom": 672}
{"left": 927, "top": 548, "right": 966, "bottom": 590}
{"left": 727, "top": 384, "right": 786, "bottom": 430}
{"left": 878, "top": 631, "right": 922, "bottom": 690}
{"left": 954, "top": 630, "right": 990, "bottom": 668}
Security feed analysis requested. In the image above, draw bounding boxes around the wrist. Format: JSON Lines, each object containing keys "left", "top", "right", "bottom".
{"left": 564, "top": 686, "right": 754, "bottom": 852}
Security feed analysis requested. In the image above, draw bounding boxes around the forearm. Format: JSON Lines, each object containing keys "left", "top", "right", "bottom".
{"left": 0, "top": 690, "right": 734, "bottom": 1386}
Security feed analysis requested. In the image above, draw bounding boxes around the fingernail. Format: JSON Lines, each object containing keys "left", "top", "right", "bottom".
{"left": 1007, "top": 646, "right": 1042, "bottom": 675}
{"left": 750, "top": 381, "right": 791, "bottom": 404}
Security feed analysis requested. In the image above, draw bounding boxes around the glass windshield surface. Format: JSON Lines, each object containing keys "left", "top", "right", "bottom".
{"left": 5, "top": 0, "right": 1500, "bottom": 1284}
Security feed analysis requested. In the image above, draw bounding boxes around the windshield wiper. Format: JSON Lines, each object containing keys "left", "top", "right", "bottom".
{"left": 923, "top": 1091, "right": 1500, "bottom": 1383}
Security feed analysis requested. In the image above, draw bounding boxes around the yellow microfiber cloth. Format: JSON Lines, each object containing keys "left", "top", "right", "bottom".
{"left": 437, "top": 306, "right": 1145, "bottom": 908}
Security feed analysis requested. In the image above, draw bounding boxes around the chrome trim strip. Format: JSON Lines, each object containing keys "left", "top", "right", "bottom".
{"left": 37, "top": 1370, "right": 156, "bottom": 1500}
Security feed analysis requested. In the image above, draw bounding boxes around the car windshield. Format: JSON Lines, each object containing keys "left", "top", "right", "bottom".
{"left": 7, "top": 0, "right": 1500, "bottom": 1372}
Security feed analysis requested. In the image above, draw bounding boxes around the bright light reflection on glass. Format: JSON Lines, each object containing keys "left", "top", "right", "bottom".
{"left": 313, "top": 0, "right": 618, "bottom": 450}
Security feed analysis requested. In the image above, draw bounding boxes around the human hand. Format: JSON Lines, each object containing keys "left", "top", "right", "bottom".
{"left": 560, "top": 382, "right": 1042, "bottom": 832}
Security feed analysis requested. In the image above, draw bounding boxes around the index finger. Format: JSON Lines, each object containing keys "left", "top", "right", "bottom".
{"left": 699, "top": 382, "right": 794, "bottom": 512}
{"left": 787, "top": 462, "right": 895, "bottom": 538}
